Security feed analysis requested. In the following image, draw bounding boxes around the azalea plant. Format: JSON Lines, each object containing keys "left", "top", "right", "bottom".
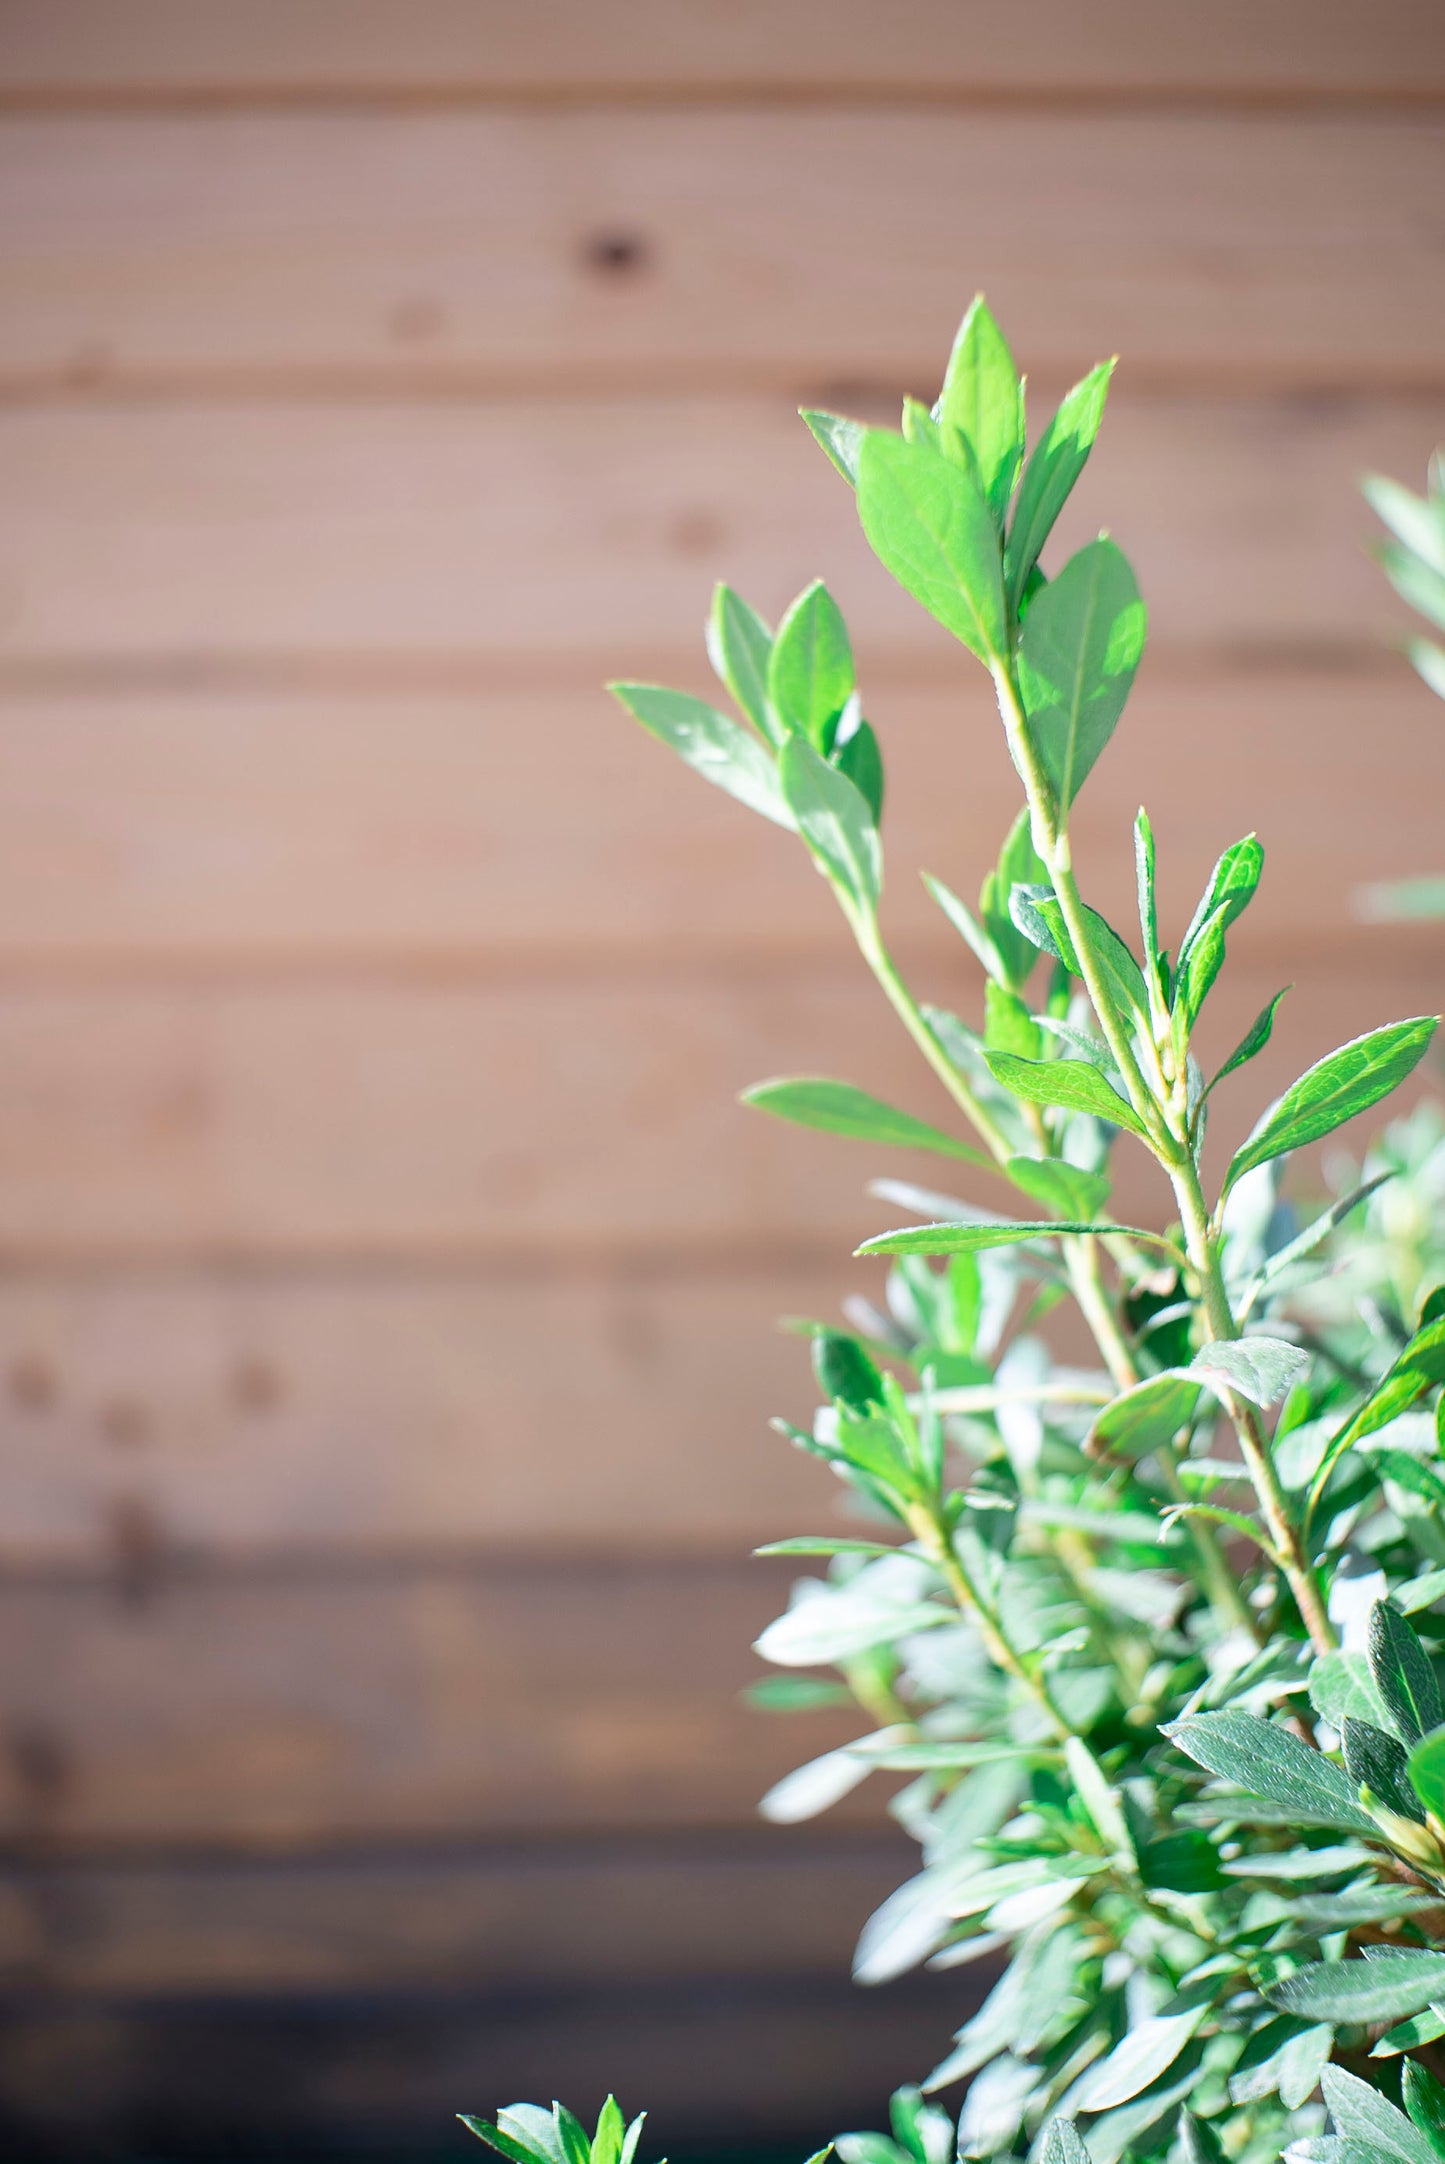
{"left": 464, "top": 305, "right": 1445, "bottom": 2161}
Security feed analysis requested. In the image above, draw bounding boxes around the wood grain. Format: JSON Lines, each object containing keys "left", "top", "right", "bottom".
{"left": 1, "top": 112, "right": 1440, "bottom": 393}
{"left": 0, "top": 672, "right": 1437, "bottom": 971}
{"left": 0, "top": 960, "right": 1434, "bottom": 1263}
{"left": 0, "top": 1558, "right": 869, "bottom": 1842}
{"left": 0, "top": 1264, "right": 849, "bottom": 1561}
{"left": 2, "top": 396, "right": 1440, "bottom": 675}
{"left": 0, "top": 1830, "right": 913, "bottom": 1990}
{"left": 1, "top": 0, "right": 1440, "bottom": 104}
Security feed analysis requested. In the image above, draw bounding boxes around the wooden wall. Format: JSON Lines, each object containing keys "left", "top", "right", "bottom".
{"left": 0, "top": 4, "right": 1443, "bottom": 2154}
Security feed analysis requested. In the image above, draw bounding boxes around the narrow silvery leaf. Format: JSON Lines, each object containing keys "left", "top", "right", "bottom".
{"left": 759, "top": 1740, "right": 879, "bottom": 1823}
{"left": 1038, "top": 2123, "right": 1089, "bottom": 2164}
{"left": 1189, "top": 1335, "right": 1311, "bottom": 1407}
{"left": 1016, "top": 538, "right": 1146, "bottom": 814}
{"left": 1364, "top": 473, "right": 1445, "bottom": 576}
{"left": 856, "top": 429, "right": 1006, "bottom": 663}
{"left": 982, "top": 1047, "right": 1151, "bottom": 1139}
{"left": 780, "top": 731, "right": 881, "bottom": 909}
{"left": 1005, "top": 360, "right": 1114, "bottom": 607}
{"left": 923, "top": 871, "right": 1004, "bottom": 980}
{"left": 1242, "top": 1173, "right": 1391, "bottom": 1306}
{"left": 1163, "top": 1711, "right": 1378, "bottom": 1832}
{"left": 801, "top": 407, "right": 865, "bottom": 485}
{"left": 1223, "top": 1017, "right": 1439, "bottom": 1195}
{"left": 610, "top": 682, "right": 793, "bottom": 827}
{"left": 1368, "top": 1601, "right": 1443, "bottom": 1746}
{"left": 1266, "top": 1953, "right": 1445, "bottom": 2024}
{"left": 935, "top": 296, "right": 1025, "bottom": 522}
{"left": 769, "top": 580, "right": 854, "bottom": 749}
{"left": 743, "top": 1076, "right": 989, "bottom": 1164}
{"left": 1074, "top": 2005, "right": 1209, "bottom": 2112}
{"left": 706, "top": 583, "right": 779, "bottom": 743}
{"left": 1321, "top": 2066, "right": 1441, "bottom": 2164}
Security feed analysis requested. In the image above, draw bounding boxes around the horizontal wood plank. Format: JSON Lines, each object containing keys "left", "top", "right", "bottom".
{"left": 0, "top": 673, "right": 1438, "bottom": 971}
{"left": 1, "top": 112, "right": 1440, "bottom": 393}
{"left": 0, "top": 1559, "right": 869, "bottom": 1842}
{"left": 0, "top": 961, "right": 1435, "bottom": 1263}
{"left": 1, "top": 1830, "right": 912, "bottom": 1991}
{"left": 0, "top": 1265, "right": 849, "bottom": 1561}
{"left": 1, "top": 395, "right": 1440, "bottom": 673}
{"left": 0, "top": 0, "right": 1440, "bottom": 103}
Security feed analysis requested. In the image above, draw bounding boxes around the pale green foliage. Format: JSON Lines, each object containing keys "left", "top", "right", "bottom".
{"left": 504, "top": 300, "right": 1445, "bottom": 2164}
{"left": 1358, "top": 455, "right": 1445, "bottom": 923}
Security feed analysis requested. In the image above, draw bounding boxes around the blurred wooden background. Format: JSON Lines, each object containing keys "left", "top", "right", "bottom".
{"left": 0, "top": 3, "right": 1442, "bottom": 2154}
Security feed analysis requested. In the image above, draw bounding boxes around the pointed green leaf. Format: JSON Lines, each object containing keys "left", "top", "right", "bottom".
{"left": 1373, "top": 2006, "right": 1445, "bottom": 2059}
{"left": 1039, "top": 2123, "right": 1089, "bottom": 2164}
{"left": 856, "top": 1217, "right": 1153, "bottom": 1259}
{"left": 460, "top": 2124, "right": 549, "bottom": 2164}
{"left": 985, "top": 980, "right": 1042, "bottom": 1061}
{"left": 935, "top": 295, "right": 1025, "bottom": 522}
{"left": 1074, "top": 2004, "right": 1210, "bottom": 2112}
{"left": 1310, "top": 1315, "right": 1445, "bottom": 1511}
{"left": 1016, "top": 538, "right": 1146, "bottom": 814}
{"left": 1005, "top": 360, "right": 1114, "bottom": 606}
{"left": 834, "top": 711, "right": 884, "bottom": 821}
{"left": 1266, "top": 1953, "right": 1445, "bottom": 2024}
{"left": 1403, "top": 2061, "right": 1445, "bottom": 2158}
{"left": 1224, "top": 1017, "right": 1439, "bottom": 1195}
{"left": 1180, "top": 837, "right": 1264, "bottom": 966}
{"left": 981, "top": 1046, "right": 1151, "bottom": 1138}
{"left": 1343, "top": 1716, "right": 1426, "bottom": 1822}
{"left": 1004, "top": 1154, "right": 1109, "bottom": 1220}
{"left": 742, "top": 1076, "right": 988, "bottom": 1165}
{"left": 1310, "top": 1649, "right": 1391, "bottom": 1733}
{"left": 1176, "top": 902, "right": 1230, "bottom": 1028}
{"left": 856, "top": 428, "right": 1006, "bottom": 663}
{"left": 923, "top": 870, "right": 1004, "bottom": 980}
{"left": 1163, "top": 1711, "right": 1378, "bottom": 1832}
{"left": 779, "top": 730, "right": 880, "bottom": 908}
{"left": 769, "top": 580, "right": 854, "bottom": 749}
{"left": 706, "top": 584, "right": 779, "bottom": 744}
{"left": 610, "top": 682, "right": 792, "bottom": 827}
{"left": 592, "top": 2097, "right": 625, "bottom": 2164}
{"left": 801, "top": 407, "right": 864, "bottom": 485}
{"left": 1207, "top": 986, "right": 1290, "bottom": 1098}
{"left": 1321, "top": 2067, "right": 1441, "bottom": 2164}
{"left": 1135, "top": 807, "right": 1161, "bottom": 987}
{"left": 812, "top": 1329, "right": 885, "bottom": 1413}
{"left": 1089, "top": 1372, "right": 1201, "bottom": 1459}
{"left": 1369, "top": 1601, "right": 1443, "bottom": 1747}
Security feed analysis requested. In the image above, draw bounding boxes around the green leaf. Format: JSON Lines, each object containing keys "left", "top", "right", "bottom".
{"left": 981, "top": 1047, "right": 1150, "bottom": 1138}
{"left": 1265, "top": 1952, "right": 1445, "bottom": 2024}
{"left": 1310, "top": 1315, "right": 1445, "bottom": 1511}
{"left": 1223, "top": 1017, "right": 1440, "bottom": 1195}
{"left": 1175, "top": 902, "right": 1230, "bottom": 1028}
{"left": 1343, "top": 1717, "right": 1426, "bottom": 1823}
{"left": 769, "top": 580, "right": 854, "bottom": 749}
{"left": 935, "top": 296, "right": 1025, "bottom": 523}
{"left": 835, "top": 711, "right": 885, "bottom": 822}
{"left": 1163, "top": 1711, "right": 1379, "bottom": 1832}
{"left": 801, "top": 407, "right": 864, "bottom": 486}
{"left": 856, "top": 428, "right": 1006, "bottom": 663}
{"left": 1207, "top": 986, "right": 1290, "bottom": 1100}
{"left": 554, "top": 2107, "right": 592, "bottom": 2164}
{"left": 742, "top": 1076, "right": 989, "bottom": 1165}
{"left": 985, "top": 980, "right": 1042, "bottom": 1061}
{"left": 1074, "top": 2002, "right": 1210, "bottom": 2112}
{"left": 1180, "top": 836, "right": 1264, "bottom": 966}
{"left": 460, "top": 2123, "right": 549, "bottom": 2164}
{"left": 1016, "top": 538, "right": 1146, "bottom": 815}
{"left": 592, "top": 2097, "right": 625, "bottom": 2164}
{"left": 1006, "top": 360, "right": 1114, "bottom": 607}
{"left": 1088, "top": 1372, "right": 1201, "bottom": 1459}
{"left": 1004, "top": 1154, "right": 1110, "bottom": 1220}
{"left": 1322, "top": 2065, "right": 1442, "bottom": 2164}
{"left": 610, "top": 682, "right": 793, "bottom": 827}
{"left": 1242, "top": 1173, "right": 1392, "bottom": 1306}
{"left": 779, "top": 730, "right": 880, "bottom": 908}
{"left": 1038, "top": 2122, "right": 1089, "bottom": 2164}
{"left": 493, "top": 2106, "right": 575, "bottom": 2164}
{"left": 1135, "top": 807, "right": 1162, "bottom": 990}
{"left": 754, "top": 1538, "right": 899, "bottom": 1559}
{"left": 706, "top": 584, "right": 779, "bottom": 744}
{"left": 1310, "top": 1650, "right": 1391, "bottom": 1733}
{"left": 1403, "top": 2062, "right": 1445, "bottom": 2159}
{"left": 1365, "top": 473, "right": 1445, "bottom": 576}
{"left": 1373, "top": 2006, "right": 1445, "bottom": 2059}
{"left": 1369, "top": 1601, "right": 1444, "bottom": 1746}
{"left": 923, "top": 871, "right": 1003, "bottom": 981}
{"left": 1407, "top": 1728, "right": 1445, "bottom": 1822}
{"left": 856, "top": 1217, "right": 1150, "bottom": 1259}
{"left": 1189, "top": 1336, "right": 1311, "bottom": 1408}
{"left": 813, "top": 1329, "right": 885, "bottom": 1413}
{"left": 1230, "top": 2017, "right": 1334, "bottom": 2109}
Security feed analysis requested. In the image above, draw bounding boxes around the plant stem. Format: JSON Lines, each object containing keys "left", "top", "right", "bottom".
{"left": 1168, "top": 1151, "right": 1337, "bottom": 1658}
{"left": 908, "top": 1505, "right": 1074, "bottom": 1742}
{"left": 847, "top": 904, "right": 1016, "bottom": 1165}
